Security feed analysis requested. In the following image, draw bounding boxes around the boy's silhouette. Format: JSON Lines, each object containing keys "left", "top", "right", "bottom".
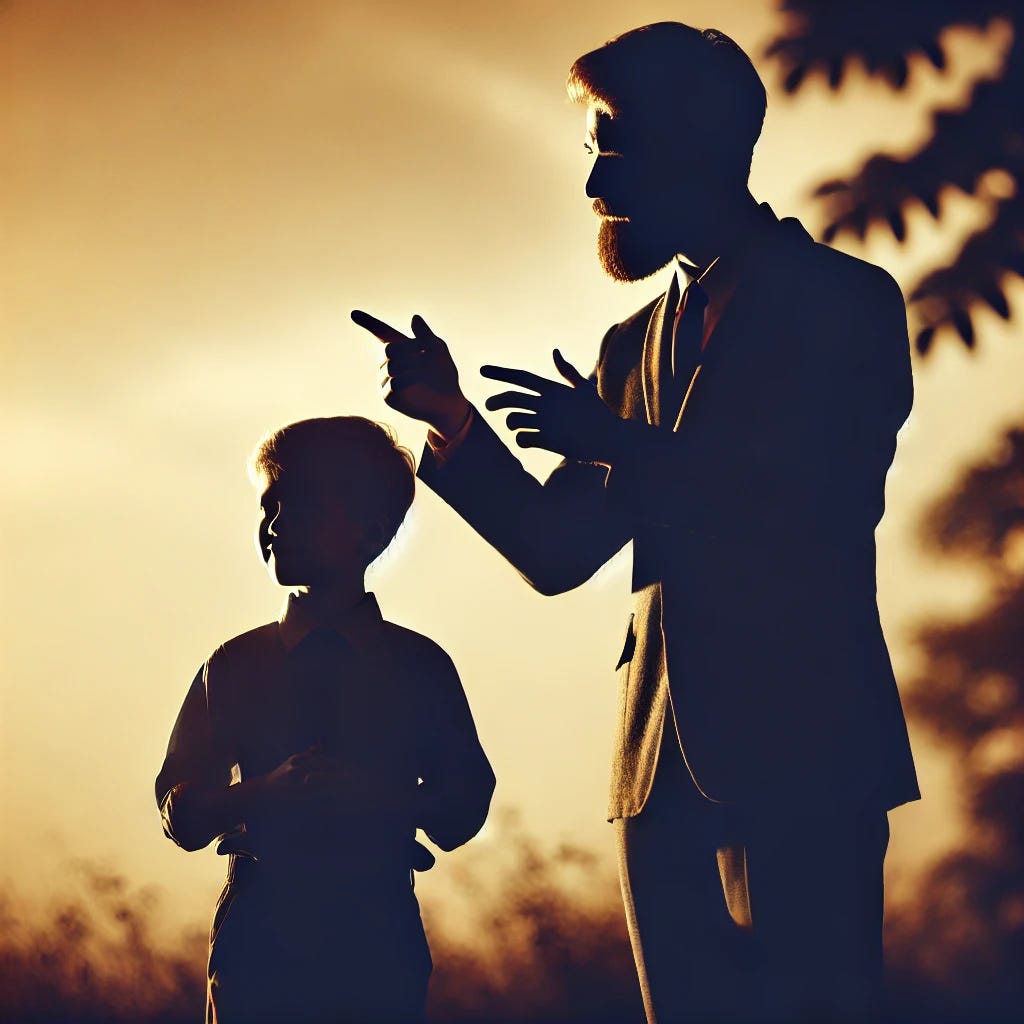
{"left": 352, "top": 22, "right": 918, "bottom": 1024}
{"left": 155, "top": 416, "right": 494, "bottom": 1024}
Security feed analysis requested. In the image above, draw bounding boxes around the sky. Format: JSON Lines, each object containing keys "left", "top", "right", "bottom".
{"left": 3, "top": 0, "right": 1022, "bottom": 937}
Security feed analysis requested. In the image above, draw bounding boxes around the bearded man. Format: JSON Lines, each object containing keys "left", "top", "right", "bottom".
{"left": 353, "top": 22, "right": 918, "bottom": 1023}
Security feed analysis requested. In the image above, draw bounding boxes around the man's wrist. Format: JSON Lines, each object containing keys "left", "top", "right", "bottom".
{"left": 430, "top": 397, "right": 472, "bottom": 441}
{"left": 594, "top": 416, "right": 636, "bottom": 467}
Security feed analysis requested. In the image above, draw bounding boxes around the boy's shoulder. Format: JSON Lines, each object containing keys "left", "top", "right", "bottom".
{"left": 377, "top": 619, "right": 458, "bottom": 678}
{"left": 207, "top": 622, "right": 282, "bottom": 671}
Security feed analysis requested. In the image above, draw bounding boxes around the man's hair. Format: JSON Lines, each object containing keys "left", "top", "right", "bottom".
{"left": 567, "top": 22, "right": 767, "bottom": 174}
{"left": 249, "top": 416, "right": 415, "bottom": 561}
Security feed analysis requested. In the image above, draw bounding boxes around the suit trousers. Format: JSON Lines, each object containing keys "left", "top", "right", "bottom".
{"left": 615, "top": 715, "right": 889, "bottom": 1024}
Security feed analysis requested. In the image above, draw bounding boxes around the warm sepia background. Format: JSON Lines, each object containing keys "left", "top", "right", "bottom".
{"left": 3, "top": 0, "right": 1022, "bottom": 1018}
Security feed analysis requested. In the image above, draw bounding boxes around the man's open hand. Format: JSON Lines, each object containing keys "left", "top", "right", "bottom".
{"left": 351, "top": 310, "right": 471, "bottom": 439}
{"left": 482, "top": 349, "right": 627, "bottom": 465}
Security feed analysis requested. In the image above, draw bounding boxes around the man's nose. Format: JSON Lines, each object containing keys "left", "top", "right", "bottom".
{"left": 585, "top": 155, "right": 617, "bottom": 199}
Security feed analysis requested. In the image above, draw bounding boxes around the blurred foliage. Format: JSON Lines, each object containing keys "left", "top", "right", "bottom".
{"left": 0, "top": 814, "right": 643, "bottom": 1024}
{"left": 425, "top": 810, "right": 642, "bottom": 1023}
{"left": 886, "top": 425, "right": 1024, "bottom": 1023}
{"left": 766, "top": 1, "right": 1024, "bottom": 354}
{"left": 4, "top": 757, "right": 1024, "bottom": 1024}
{"left": 0, "top": 861, "right": 207, "bottom": 1024}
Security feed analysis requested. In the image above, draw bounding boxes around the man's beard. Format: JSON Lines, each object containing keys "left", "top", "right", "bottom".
{"left": 597, "top": 217, "right": 676, "bottom": 283}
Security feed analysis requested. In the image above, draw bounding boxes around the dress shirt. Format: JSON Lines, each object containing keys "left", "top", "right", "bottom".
{"left": 155, "top": 592, "right": 495, "bottom": 869}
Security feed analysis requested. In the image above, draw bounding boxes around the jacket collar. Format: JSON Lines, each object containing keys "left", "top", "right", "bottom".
{"left": 642, "top": 203, "right": 787, "bottom": 428}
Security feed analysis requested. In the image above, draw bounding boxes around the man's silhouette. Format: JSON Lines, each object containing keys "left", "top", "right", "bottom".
{"left": 353, "top": 22, "right": 918, "bottom": 1023}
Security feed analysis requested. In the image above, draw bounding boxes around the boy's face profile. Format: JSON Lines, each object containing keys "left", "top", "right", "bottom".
{"left": 255, "top": 469, "right": 368, "bottom": 587}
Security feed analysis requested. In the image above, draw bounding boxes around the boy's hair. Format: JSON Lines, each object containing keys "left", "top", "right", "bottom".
{"left": 249, "top": 416, "right": 416, "bottom": 562}
{"left": 566, "top": 22, "right": 767, "bottom": 177}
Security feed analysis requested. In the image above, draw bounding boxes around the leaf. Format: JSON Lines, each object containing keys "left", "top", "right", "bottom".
{"left": 828, "top": 57, "right": 845, "bottom": 89}
{"left": 887, "top": 207, "right": 907, "bottom": 242}
{"left": 953, "top": 308, "right": 975, "bottom": 348}
{"left": 784, "top": 64, "right": 807, "bottom": 94}
{"left": 980, "top": 284, "right": 1011, "bottom": 319}
{"left": 916, "top": 325, "right": 936, "bottom": 355}
{"left": 814, "top": 179, "right": 849, "bottom": 197}
{"left": 886, "top": 55, "right": 909, "bottom": 89}
{"left": 852, "top": 205, "right": 870, "bottom": 240}
{"left": 921, "top": 39, "right": 946, "bottom": 70}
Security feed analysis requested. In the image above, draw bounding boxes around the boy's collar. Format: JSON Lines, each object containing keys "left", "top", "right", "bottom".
{"left": 278, "top": 590, "right": 385, "bottom": 652}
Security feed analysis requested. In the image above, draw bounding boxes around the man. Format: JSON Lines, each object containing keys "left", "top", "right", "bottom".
{"left": 353, "top": 22, "right": 918, "bottom": 1023}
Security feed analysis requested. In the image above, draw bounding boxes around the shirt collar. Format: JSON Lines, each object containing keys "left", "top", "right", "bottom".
{"left": 278, "top": 590, "right": 385, "bottom": 653}
{"left": 673, "top": 202, "right": 779, "bottom": 307}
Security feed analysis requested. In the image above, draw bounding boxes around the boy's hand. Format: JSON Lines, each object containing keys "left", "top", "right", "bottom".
{"left": 259, "top": 747, "right": 337, "bottom": 803}
{"left": 261, "top": 747, "right": 380, "bottom": 815}
{"left": 351, "top": 310, "right": 471, "bottom": 439}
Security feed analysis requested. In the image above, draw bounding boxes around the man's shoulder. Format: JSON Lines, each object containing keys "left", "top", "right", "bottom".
{"left": 770, "top": 216, "right": 900, "bottom": 301}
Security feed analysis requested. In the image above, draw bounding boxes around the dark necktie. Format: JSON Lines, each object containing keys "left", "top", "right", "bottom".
{"left": 663, "top": 277, "right": 708, "bottom": 427}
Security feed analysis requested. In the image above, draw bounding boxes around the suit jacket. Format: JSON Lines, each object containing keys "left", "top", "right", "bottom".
{"left": 419, "top": 206, "right": 920, "bottom": 817}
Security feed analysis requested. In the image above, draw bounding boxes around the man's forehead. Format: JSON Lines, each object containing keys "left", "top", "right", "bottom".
{"left": 585, "top": 103, "right": 663, "bottom": 151}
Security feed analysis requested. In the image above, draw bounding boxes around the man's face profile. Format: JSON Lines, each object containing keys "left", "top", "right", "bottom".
{"left": 583, "top": 102, "right": 725, "bottom": 281}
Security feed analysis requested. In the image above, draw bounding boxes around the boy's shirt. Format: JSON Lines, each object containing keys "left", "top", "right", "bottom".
{"left": 156, "top": 593, "right": 494, "bottom": 873}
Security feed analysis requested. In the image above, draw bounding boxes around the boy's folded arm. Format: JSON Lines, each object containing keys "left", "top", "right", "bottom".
{"left": 417, "top": 756, "right": 495, "bottom": 852}
{"left": 156, "top": 665, "right": 254, "bottom": 852}
{"left": 415, "top": 647, "right": 496, "bottom": 852}
{"left": 158, "top": 776, "right": 266, "bottom": 853}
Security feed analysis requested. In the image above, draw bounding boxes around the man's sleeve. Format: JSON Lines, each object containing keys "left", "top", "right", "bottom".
{"left": 425, "top": 406, "right": 475, "bottom": 464}
{"left": 154, "top": 663, "right": 234, "bottom": 850}
{"left": 417, "top": 327, "right": 632, "bottom": 596}
{"left": 416, "top": 647, "right": 495, "bottom": 852}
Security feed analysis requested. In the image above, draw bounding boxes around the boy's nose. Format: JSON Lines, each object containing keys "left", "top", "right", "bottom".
{"left": 267, "top": 500, "right": 283, "bottom": 536}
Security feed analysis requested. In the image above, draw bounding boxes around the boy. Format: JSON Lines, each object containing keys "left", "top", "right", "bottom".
{"left": 155, "top": 416, "right": 495, "bottom": 1024}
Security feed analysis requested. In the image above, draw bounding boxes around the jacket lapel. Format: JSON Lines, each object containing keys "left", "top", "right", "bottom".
{"left": 641, "top": 275, "right": 678, "bottom": 427}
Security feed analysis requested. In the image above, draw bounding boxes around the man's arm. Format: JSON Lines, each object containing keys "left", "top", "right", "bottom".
{"left": 419, "top": 405, "right": 631, "bottom": 594}
{"left": 351, "top": 310, "right": 632, "bottom": 595}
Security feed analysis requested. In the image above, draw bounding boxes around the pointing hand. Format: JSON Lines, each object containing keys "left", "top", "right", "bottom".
{"left": 351, "top": 310, "right": 471, "bottom": 439}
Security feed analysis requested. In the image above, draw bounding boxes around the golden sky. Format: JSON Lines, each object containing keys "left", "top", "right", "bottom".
{"left": 3, "top": 0, "right": 1022, "bottom": 934}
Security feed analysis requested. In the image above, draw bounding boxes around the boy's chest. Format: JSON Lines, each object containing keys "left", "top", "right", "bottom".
{"left": 222, "top": 641, "right": 419, "bottom": 780}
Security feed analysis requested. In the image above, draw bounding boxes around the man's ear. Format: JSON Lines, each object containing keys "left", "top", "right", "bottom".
{"left": 360, "top": 523, "right": 388, "bottom": 565}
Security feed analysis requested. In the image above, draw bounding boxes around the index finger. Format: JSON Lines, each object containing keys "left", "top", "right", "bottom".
{"left": 351, "top": 309, "right": 412, "bottom": 346}
{"left": 480, "top": 364, "right": 558, "bottom": 394}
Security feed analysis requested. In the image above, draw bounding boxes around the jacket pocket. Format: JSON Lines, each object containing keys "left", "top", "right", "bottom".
{"left": 615, "top": 613, "right": 636, "bottom": 670}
